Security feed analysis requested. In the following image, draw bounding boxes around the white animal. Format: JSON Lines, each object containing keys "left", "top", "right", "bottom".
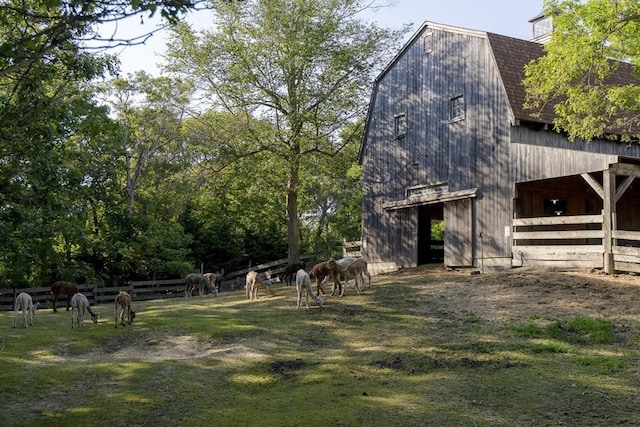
{"left": 114, "top": 291, "right": 135, "bottom": 328}
{"left": 13, "top": 292, "right": 37, "bottom": 328}
{"left": 70, "top": 293, "right": 99, "bottom": 328}
{"left": 295, "top": 269, "right": 324, "bottom": 309}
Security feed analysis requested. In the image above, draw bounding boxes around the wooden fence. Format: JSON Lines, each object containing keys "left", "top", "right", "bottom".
{"left": 512, "top": 213, "right": 640, "bottom": 273}
{"left": 0, "top": 254, "right": 322, "bottom": 312}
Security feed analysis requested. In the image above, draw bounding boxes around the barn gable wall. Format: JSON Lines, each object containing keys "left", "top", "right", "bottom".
{"left": 361, "top": 25, "right": 514, "bottom": 270}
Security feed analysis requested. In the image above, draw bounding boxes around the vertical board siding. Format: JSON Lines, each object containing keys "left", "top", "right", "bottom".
{"left": 362, "top": 26, "right": 514, "bottom": 268}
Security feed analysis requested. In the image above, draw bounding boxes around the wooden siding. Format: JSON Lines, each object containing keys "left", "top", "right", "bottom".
{"left": 361, "top": 22, "right": 640, "bottom": 273}
{"left": 510, "top": 126, "right": 629, "bottom": 182}
{"left": 361, "top": 25, "right": 514, "bottom": 270}
{"left": 444, "top": 199, "right": 473, "bottom": 266}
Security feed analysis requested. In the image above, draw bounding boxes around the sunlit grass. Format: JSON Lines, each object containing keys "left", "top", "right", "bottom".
{"left": 0, "top": 270, "right": 639, "bottom": 426}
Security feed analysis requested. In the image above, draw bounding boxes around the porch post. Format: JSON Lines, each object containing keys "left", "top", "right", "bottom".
{"left": 603, "top": 169, "right": 615, "bottom": 274}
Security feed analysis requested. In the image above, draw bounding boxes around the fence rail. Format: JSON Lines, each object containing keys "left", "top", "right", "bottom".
{"left": 0, "top": 253, "right": 324, "bottom": 312}
{"left": 512, "top": 213, "right": 640, "bottom": 272}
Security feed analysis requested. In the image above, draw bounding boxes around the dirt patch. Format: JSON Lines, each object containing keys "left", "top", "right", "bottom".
{"left": 389, "top": 265, "right": 640, "bottom": 326}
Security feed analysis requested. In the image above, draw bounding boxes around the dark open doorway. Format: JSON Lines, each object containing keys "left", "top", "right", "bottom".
{"left": 418, "top": 204, "right": 444, "bottom": 264}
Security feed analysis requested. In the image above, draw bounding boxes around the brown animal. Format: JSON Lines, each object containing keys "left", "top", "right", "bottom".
{"left": 327, "top": 258, "right": 362, "bottom": 296}
{"left": 203, "top": 272, "right": 223, "bottom": 295}
{"left": 309, "top": 261, "right": 334, "bottom": 296}
{"left": 51, "top": 281, "right": 78, "bottom": 312}
{"left": 245, "top": 271, "right": 276, "bottom": 301}
{"left": 115, "top": 291, "right": 135, "bottom": 328}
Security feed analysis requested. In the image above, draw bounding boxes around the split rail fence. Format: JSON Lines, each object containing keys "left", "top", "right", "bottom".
{"left": 512, "top": 213, "right": 640, "bottom": 273}
{"left": 0, "top": 253, "right": 322, "bottom": 312}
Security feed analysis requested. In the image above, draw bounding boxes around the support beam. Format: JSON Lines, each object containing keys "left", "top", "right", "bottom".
{"left": 581, "top": 173, "right": 604, "bottom": 199}
{"left": 603, "top": 169, "right": 616, "bottom": 274}
{"left": 616, "top": 175, "right": 635, "bottom": 203}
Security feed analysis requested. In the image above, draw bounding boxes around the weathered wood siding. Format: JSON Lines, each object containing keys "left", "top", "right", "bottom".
{"left": 361, "top": 25, "right": 514, "bottom": 271}
{"left": 509, "top": 126, "right": 638, "bottom": 182}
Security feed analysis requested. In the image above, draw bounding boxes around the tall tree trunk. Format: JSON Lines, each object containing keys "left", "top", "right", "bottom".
{"left": 287, "top": 147, "right": 301, "bottom": 264}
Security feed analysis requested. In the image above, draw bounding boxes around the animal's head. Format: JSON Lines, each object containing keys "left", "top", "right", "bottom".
{"left": 326, "top": 258, "right": 337, "bottom": 269}
{"left": 131, "top": 311, "right": 136, "bottom": 322}
{"left": 315, "top": 295, "right": 324, "bottom": 307}
{"left": 90, "top": 313, "right": 99, "bottom": 323}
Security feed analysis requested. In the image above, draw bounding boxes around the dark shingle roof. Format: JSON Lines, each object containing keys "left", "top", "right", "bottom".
{"left": 487, "top": 33, "right": 555, "bottom": 124}
{"left": 488, "top": 32, "right": 640, "bottom": 133}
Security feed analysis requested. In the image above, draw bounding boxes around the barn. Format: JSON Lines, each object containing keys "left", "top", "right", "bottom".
{"left": 358, "top": 16, "right": 640, "bottom": 275}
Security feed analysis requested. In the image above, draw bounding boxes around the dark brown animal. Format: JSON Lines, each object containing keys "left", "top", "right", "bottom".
{"left": 51, "top": 281, "right": 79, "bottom": 312}
{"left": 281, "top": 262, "right": 305, "bottom": 286}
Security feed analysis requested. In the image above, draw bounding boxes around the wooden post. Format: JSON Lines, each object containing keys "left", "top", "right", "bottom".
{"left": 603, "top": 169, "right": 615, "bottom": 274}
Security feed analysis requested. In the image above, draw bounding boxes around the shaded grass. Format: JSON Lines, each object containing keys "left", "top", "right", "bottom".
{"left": 0, "top": 269, "right": 639, "bottom": 426}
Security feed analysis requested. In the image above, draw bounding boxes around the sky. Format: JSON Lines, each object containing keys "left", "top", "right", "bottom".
{"left": 102, "top": 0, "right": 545, "bottom": 77}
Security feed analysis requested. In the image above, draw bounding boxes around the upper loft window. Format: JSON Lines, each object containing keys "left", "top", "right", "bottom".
{"left": 394, "top": 113, "right": 407, "bottom": 138}
{"left": 422, "top": 32, "right": 433, "bottom": 54}
{"left": 449, "top": 95, "right": 465, "bottom": 121}
{"left": 532, "top": 16, "right": 552, "bottom": 39}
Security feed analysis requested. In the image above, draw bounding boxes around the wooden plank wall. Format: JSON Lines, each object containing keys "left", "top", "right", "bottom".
{"left": 361, "top": 25, "right": 515, "bottom": 268}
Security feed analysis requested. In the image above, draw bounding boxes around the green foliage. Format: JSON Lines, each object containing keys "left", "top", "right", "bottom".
{"left": 525, "top": 0, "right": 640, "bottom": 142}
{"left": 513, "top": 316, "right": 616, "bottom": 344}
{"left": 165, "top": 0, "right": 407, "bottom": 260}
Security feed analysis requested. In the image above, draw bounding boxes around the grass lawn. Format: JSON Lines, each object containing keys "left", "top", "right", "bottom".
{"left": 1, "top": 266, "right": 639, "bottom": 426}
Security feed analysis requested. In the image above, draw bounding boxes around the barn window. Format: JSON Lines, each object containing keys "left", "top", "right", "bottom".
{"left": 449, "top": 95, "right": 465, "bottom": 121}
{"left": 394, "top": 113, "right": 407, "bottom": 138}
{"left": 422, "top": 32, "right": 433, "bottom": 54}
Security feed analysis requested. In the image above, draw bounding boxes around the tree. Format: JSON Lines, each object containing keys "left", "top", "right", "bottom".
{"left": 99, "top": 72, "right": 192, "bottom": 215}
{"left": 524, "top": 0, "right": 640, "bottom": 142}
{"left": 165, "top": 0, "right": 407, "bottom": 263}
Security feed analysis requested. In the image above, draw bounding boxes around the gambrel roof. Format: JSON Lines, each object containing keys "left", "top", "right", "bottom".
{"left": 487, "top": 32, "right": 640, "bottom": 132}
{"left": 486, "top": 33, "right": 554, "bottom": 125}
{"left": 364, "top": 22, "right": 640, "bottom": 145}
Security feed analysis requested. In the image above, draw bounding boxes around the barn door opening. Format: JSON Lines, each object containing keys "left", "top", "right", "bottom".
{"left": 418, "top": 204, "right": 444, "bottom": 265}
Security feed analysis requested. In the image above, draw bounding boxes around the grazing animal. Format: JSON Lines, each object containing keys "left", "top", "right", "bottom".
{"left": 281, "top": 262, "right": 304, "bottom": 286}
{"left": 333, "top": 257, "right": 372, "bottom": 294}
{"left": 245, "top": 271, "right": 276, "bottom": 301}
{"left": 114, "top": 291, "right": 136, "bottom": 328}
{"left": 295, "top": 269, "right": 324, "bottom": 309}
{"left": 327, "top": 258, "right": 360, "bottom": 296}
{"left": 309, "top": 261, "right": 335, "bottom": 296}
{"left": 70, "top": 293, "right": 99, "bottom": 328}
{"left": 51, "top": 281, "right": 78, "bottom": 312}
{"left": 13, "top": 292, "right": 37, "bottom": 328}
{"left": 203, "top": 272, "right": 223, "bottom": 295}
{"left": 184, "top": 273, "right": 214, "bottom": 298}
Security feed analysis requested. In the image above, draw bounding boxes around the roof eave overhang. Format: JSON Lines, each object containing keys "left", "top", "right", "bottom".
{"left": 382, "top": 188, "right": 479, "bottom": 211}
